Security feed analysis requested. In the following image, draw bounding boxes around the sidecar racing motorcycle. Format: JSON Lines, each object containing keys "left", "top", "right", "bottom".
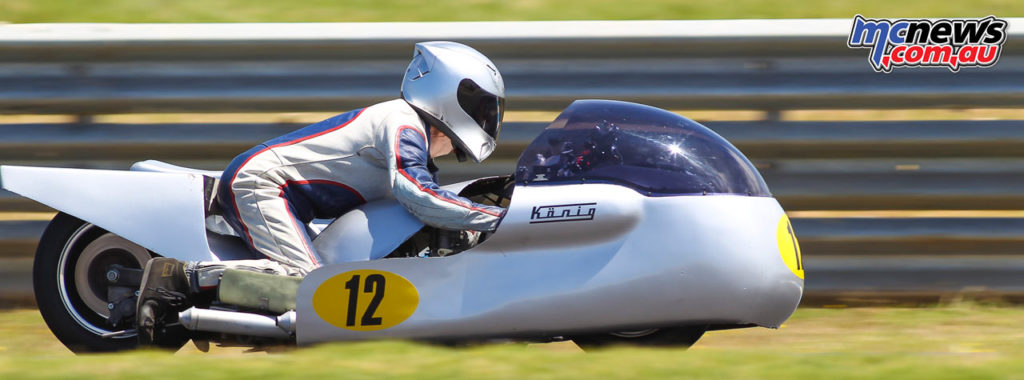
{"left": 1, "top": 100, "right": 804, "bottom": 353}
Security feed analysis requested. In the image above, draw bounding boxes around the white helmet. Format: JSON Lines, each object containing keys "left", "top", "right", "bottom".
{"left": 401, "top": 41, "right": 506, "bottom": 163}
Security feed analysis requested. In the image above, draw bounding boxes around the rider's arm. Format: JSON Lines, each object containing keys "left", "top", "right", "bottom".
{"left": 383, "top": 120, "right": 506, "bottom": 232}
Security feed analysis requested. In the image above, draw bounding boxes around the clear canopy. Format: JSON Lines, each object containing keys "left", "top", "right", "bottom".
{"left": 515, "top": 100, "right": 771, "bottom": 196}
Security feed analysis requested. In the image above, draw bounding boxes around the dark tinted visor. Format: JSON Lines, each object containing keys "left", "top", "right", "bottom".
{"left": 457, "top": 79, "right": 504, "bottom": 139}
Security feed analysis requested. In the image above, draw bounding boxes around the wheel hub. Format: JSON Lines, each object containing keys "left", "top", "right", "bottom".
{"left": 609, "top": 328, "right": 660, "bottom": 338}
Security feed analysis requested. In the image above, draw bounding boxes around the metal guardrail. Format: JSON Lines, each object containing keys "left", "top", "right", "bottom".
{"left": 4, "top": 20, "right": 1024, "bottom": 114}
{"left": 2, "top": 20, "right": 1023, "bottom": 303}
{"left": 7, "top": 120, "right": 1024, "bottom": 160}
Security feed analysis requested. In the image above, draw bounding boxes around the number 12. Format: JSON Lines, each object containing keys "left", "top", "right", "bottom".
{"left": 344, "top": 274, "right": 385, "bottom": 326}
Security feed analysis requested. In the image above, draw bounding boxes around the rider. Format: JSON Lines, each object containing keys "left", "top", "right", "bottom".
{"left": 135, "top": 41, "right": 508, "bottom": 345}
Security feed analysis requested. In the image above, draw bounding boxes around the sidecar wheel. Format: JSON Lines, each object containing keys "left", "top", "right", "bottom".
{"left": 571, "top": 326, "right": 707, "bottom": 351}
{"left": 33, "top": 213, "right": 186, "bottom": 353}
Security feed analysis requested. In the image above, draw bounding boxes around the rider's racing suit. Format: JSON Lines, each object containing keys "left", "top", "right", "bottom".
{"left": 191, "top": 99, "right": 505, "bottom": 285}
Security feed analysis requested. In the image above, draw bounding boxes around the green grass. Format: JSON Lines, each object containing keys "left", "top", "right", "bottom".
{"left": 2, "top": 306, "right": 1023, "bottom": 379}
{"left": 1, "top": 0, "right": 1022, "bottom": 23}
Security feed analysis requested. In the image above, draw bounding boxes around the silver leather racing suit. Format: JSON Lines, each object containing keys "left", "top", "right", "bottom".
{"left": 209, "top": 99, "right": 505, "bottom": 278}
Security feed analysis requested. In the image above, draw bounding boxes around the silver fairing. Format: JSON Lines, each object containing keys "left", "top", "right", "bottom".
{"left": 312, "top": 200, "right": 423, "bottom": 264}
{"left": 311, "top": 179, "right": 482, "bottom": 264}
{"left": 296, "top": 183, "right": 803, "bottom": 345}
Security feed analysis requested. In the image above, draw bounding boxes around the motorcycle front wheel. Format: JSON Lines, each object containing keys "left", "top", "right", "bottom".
{"left": 571, "top": 325, "right": 707, "bottom": 351}
{"left": 33, "top": 212, "right": 179, "bottom": 353}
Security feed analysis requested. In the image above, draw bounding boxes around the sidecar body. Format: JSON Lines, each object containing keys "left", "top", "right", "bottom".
{"left": 293, "top": 100, "right": 804, "bottom": 345}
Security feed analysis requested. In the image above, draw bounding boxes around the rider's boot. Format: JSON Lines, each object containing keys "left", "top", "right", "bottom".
{"left": 136, "top": 258, "right": 193, "bottom": 348}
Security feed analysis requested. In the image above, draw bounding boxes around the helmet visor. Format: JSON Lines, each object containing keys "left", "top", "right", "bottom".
{"left": 457, "top": 79, "right": 504, "bottom": 140}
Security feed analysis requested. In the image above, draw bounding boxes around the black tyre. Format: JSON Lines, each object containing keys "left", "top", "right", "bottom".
{"left": 571, "top": 326, "right": 707, "bottom": 351}
{"left": 33, "top": 212, "right": 186, "bottom": 353}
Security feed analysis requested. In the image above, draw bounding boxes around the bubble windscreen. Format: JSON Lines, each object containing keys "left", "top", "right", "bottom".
{"left": 515, "top": 100, "right": 770, "bottom": 196}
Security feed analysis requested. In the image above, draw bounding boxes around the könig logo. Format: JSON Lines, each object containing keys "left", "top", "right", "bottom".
{"left": 529, "top": 203, "right": 597, "bottom": 224}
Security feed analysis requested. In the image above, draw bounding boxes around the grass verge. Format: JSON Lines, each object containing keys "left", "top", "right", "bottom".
{"left": 1, "top": 306, "right": 1023, "bottom": 379}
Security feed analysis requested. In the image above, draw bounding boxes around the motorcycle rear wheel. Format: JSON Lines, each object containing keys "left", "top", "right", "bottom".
{"left": 33, "top": 212, "right": 186, "bottom": 353}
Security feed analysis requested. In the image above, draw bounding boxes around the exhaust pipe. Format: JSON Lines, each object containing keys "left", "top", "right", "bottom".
{"left": 178, "top": 307, "right": 296, "bottom": 339}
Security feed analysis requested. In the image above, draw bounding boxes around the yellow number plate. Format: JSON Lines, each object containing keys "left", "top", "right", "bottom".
{"left": 312, "top": 270, "right": 419, "bottom": 331}
{"left": 776, "top": 214, "right": 805, "bottom": 279}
